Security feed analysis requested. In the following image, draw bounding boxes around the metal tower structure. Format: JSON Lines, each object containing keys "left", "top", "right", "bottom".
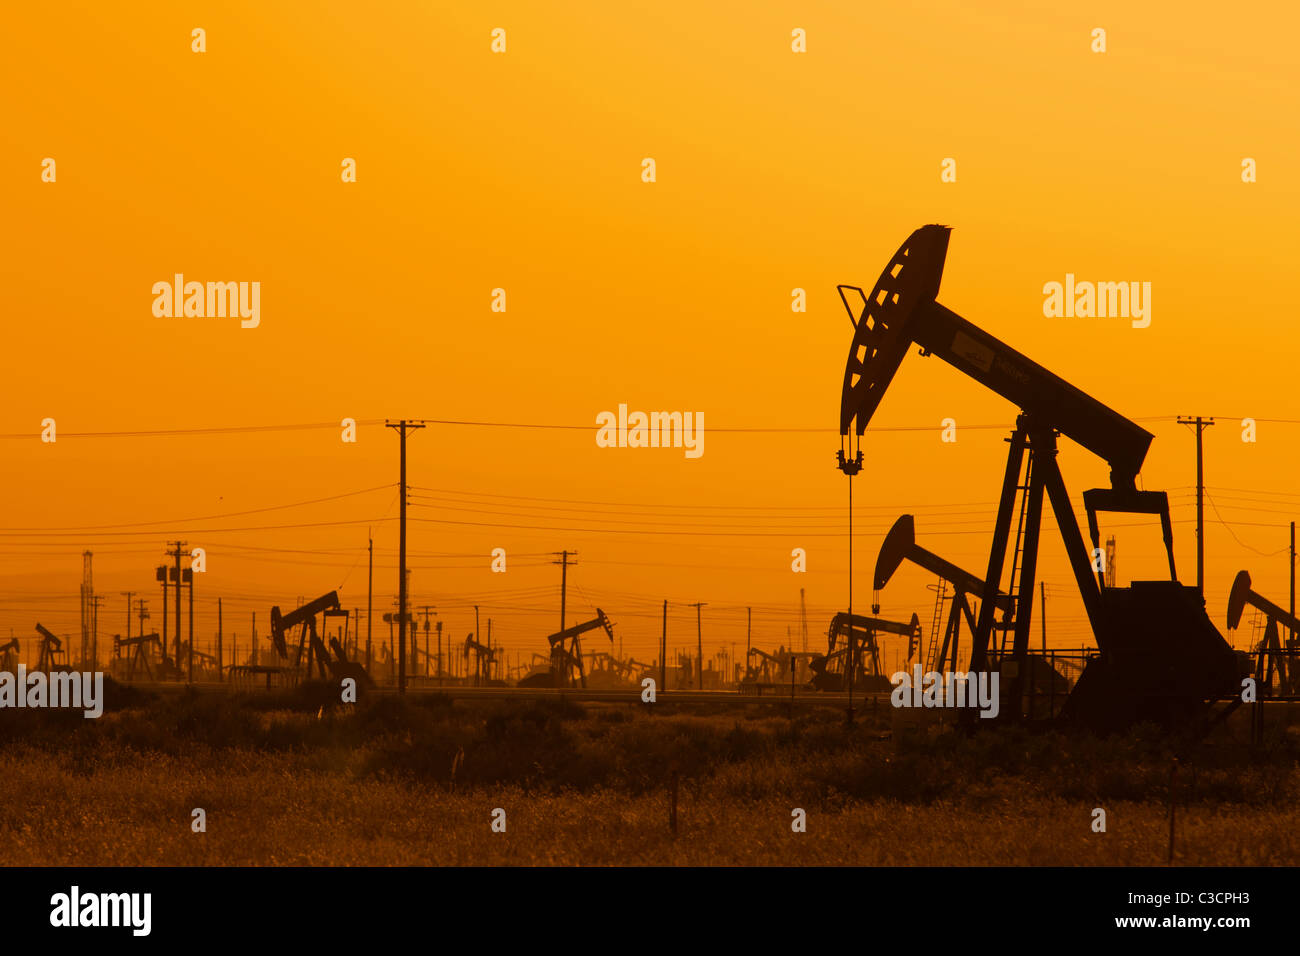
{"left": 79, "top": 551, "right": 93, "bottom": 668}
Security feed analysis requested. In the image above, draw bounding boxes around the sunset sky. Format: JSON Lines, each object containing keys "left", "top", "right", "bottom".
{"left": 1, "top": 1, "right": 1297, "bottom": 672}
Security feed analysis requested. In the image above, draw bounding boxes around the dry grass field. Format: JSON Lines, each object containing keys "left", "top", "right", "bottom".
{"left": 1, "top": 683, "right": 1297, "bottom": 865}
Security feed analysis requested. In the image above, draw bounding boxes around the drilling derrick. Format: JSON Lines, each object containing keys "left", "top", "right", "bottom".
{"left": 839, "top": 225, "right": 1237, "bottom": 731}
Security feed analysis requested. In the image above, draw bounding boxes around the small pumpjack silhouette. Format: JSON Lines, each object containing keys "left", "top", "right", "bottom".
{"left": 1227, "top": 571, "right": 1300, "bottom": 698}
{"left": 0, "top": 637, "right": 19, "bottom": 674}
{"left": 34, "top": 623, "right": 70, "bottom": 672}
{"left": 518, "top": 609, "right": 615, "bottom": 689}
{"left": 809, "top": 612, "right": 919, "bottom": 693}
{"left": 463, "top": 633, "right": 501, "bottom": 686}
{"left": 270, "top": 592, "right": 372, "bottom": 689}
{"left": 114, "top": 632, "right": 163, "bottom": 681}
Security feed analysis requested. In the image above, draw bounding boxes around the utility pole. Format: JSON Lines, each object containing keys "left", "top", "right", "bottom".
{"left": 251, "top": 611, "right": 256, "bottom": 667}
{"left": 166, "top": 541, "right": 187, "bottom": 670}
{"left": 1291, "top": 522, "right": 1296, "bottom": 645}
{"left": 799, "top": 589, "right": 808, "bottom": 652}
{"left": 121, "top": 591, "right": 135, "bottom": 645}
{"left": 417, "top": 606, "right": 436, "bottom": 679}
{"left": 217, "top": 597, "right": 223, "bottom": 682}
{"left": 746, "top": 606, "right": 752, "bottom": 682}
{"left": 1039, "top": 581, "right": 1047, "bottom": 654}
{"left": 689, "top": 602, "right": 706, "bottom": 690}
{"left": 90, "top": 595, "right": 105, "bottom": 669}
{"left": 1177, "top": 416, "right": 1214, "bottom": 597}
{"left": 436, "top": 620, "right": 443, "bottom": 682}
{"left": 186, "top": 567, "right": 194, "bottom": 683}
{"left": 385, "top": 419, "right": 425, "bottom": 695}
{"left": 80, "top": 551, "right": 93, "bottom": 669}
{"left": 157, "top": 565, "right": 169, "bottom": 666}
{"left": 553, "top": 551, "right": 577, "bottom": 634}
{"left": 660, "top": 600, "right": 668, "bottom": 691}
{"left": 134, "top": 599, "right": 149, "bottom": 645}
{"left": 367, "top": 534, "right": 373, "bottom": 675}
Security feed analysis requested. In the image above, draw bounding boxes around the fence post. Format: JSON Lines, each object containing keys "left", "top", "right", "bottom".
{"left": 1167, "top": 757, "right": 1178, "bottom": 864}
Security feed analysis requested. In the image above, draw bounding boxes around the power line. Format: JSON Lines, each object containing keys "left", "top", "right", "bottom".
{"left": 5, "top": 412, "right": 1294, "bottom": 443}
{"left": 0, "top": 517, "right": 393, "bottom": 538}
{"left": 1205, "top": 493, "right": 1292, "bottom": 558}
{"left": 0, "top": 484, "right": 396, "bottom": 532}
{"left": 0, "top": 420, "right": 386, "bottom": 440}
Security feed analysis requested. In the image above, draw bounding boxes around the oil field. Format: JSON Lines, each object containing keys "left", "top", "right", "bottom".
{"left": 2, "top": 3, "right": 1297, "bottom": 916}
{"left": 2, "top": 225, "right": 1298, "bottom": 869}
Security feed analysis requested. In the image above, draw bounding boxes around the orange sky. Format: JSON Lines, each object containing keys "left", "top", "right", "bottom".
{"left": 1, "top": 1, "right": 1297, "bottom": 670}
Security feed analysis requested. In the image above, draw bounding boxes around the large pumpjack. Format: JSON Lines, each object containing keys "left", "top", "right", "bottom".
{"left": 838, "top": 225, "right": 1237, "bottom": 731}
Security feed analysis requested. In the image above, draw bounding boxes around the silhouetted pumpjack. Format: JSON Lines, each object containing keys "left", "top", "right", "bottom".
{"left": 270, "top": 592, "right": 372, "bottom": 688}
{"left": 1227, "top": 570, "right": 1300, "bottom": 697}
{"left": 746, "top": 647, "right": 785, "bottom": 683}
{"left": 809, "top": 612, "right": 920, "bottom": 693}
{"left": 463, "top": 633, "right": 498, "bottom": 686}
{"left": 34, "top": 623, "right": 69, "bottom": 672}
{"left": 0, "top": 638, "right": 19, "bottom": 673}
{"left": 519, "top": 609, "right": 615, "bottom": 688}
{"left": 839, "top": 225, "right": 1237, "bottom": 730}
{"left": 114, "top": 632, "right": 162, "bottom": 681}
{"left": 875, "top": 513, "right": 1012, "bottom": 675}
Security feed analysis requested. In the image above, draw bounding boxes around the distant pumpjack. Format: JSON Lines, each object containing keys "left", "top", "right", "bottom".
{"left": 34, "top": 624, "right": 69, "bottom": 673}
{"left": 746, "top": 647, "right": 786, "bottom": 683}
{"left": 526, "top": 609, "right": 615, "bottom": 689}
{"left": 463, "top": 633, "right": 498, "bottom": 686}
{"left": 114, "top": 632, "right": 163, "bottom": 681}
{"left": 627, "top": 657, "right": 656, "bottom": 680}
{"left": 809, "top": 612, "right": 920, "bottom": 693}
{"left": 270, "top": 592, "right": 371, "bottom": 687}
{"left": 874, "top": 514, "right": 1012, "bottom": 674}
{"left": 0, "top": 637, "right": 19, "bottom": 674}
{"left": 1227, "top": 571, "right": 1300, "bottom": 697}
{"left": 838, "top": 225, "right": 1237, "bottom": 730}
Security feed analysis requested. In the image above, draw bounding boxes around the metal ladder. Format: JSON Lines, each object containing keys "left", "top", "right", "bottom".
{"left": 998, "top": 454, "right": 1036, "bottom": 660}
{"left": 925, "top": 580, "right": 948, "bottom": 672}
